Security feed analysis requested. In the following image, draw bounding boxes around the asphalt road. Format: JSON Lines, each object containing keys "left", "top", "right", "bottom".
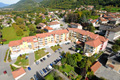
{"left": 0, "top": 45, "right": 14, "bottom": 80}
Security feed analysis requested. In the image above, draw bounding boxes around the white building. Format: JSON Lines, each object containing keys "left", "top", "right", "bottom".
{"left": 49, "top": 21, "right": 60, "bottom": 29}
{"left": 70, "top": 22, "right": 82, "bottom": 29}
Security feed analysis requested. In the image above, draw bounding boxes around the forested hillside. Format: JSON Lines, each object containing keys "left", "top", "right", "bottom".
{"left": 41, "top": 0, "right": 120, "bottom": 9}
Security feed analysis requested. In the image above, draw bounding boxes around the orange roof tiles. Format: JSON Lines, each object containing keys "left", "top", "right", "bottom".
{"left": 9, "top": 40, "right": 22, "bottom": 47}
{"left": 44, "top": 26, "right": 53, "bottom": 30}
{"left": 22, "top": 36, "right": 37, "bottom": 42}
{"left": 91, "top": 61, "right": 101, "bottom": 73}
{"left": 49, "top": 21, "right": 60, "bottom": 25}
{"left": 12, "top": 67, "right": 26, "bottom": 79}
{"left": 85, "top": 38, "right": 102, "bottom": 47}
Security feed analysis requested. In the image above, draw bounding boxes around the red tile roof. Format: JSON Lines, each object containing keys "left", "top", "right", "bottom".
{"left": 49, "top": 21, "right": 60, "bottom": 25}
{"left": 22, "top": 36, "right": 37, "bottom": 42}
{"left": 44, "top": 26, "right": 53, "bottom": 30}
{"left": 91, "top": 61, "right": 101, "bottom": 73}
{"left": 9, "top": 40, "right": 22, "bottom": 47}
{"left": 85, "top": 38, "right": 102, "bottom": 47}
{"left": 12, "top": 67, "right": 26, "bottom": 79}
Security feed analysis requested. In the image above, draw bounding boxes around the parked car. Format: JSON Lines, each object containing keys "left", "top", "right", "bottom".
{"left": 40, "top": 70, "right": 44, "bottom": 75}
{"left": 45, "top": 67, "right": 50, "bottom": 71}
{"left": 3, "top": 70, "right": 7, "bottom": 74}
{"left": 34, "top": 74, "right": 38, "bottom": 80}
{"left": 28, "top": 67, "right": 31, "bottom": 71}
{"left": 43, "top": 68, "right": 47, "bottom": 73}
{"left": 50, "top": 63, "right": 53, "bottom": 67}
{"left": 36, "top": 61, "right": 39, "bottom": 65}
{"left": 47, "top": 55, "right": 50, "bottom": 58}
{"left": 48, "top": 65, "right": 52, "bottom": 70}
{"left": 40, "top": 59, "right": 43, "bottom": 62}
{"left": 43, "top": 58, "right": 46, "bottom": 60}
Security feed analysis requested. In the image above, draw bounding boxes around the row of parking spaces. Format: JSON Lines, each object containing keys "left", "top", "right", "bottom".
{"left": 35, "top": 53, "right": 52, "bottom": 65}
{"left": 32, "top": 55, "right": 63, "bottom": 80}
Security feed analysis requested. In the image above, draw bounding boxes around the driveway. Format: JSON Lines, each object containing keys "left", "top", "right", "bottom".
{"left": 95, "top": 66, "right": 120, "bottom": 80}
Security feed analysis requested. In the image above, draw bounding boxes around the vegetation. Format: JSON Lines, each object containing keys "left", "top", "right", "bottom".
{"left": 4, "top": 49, "right": 9, "bottom": 62}
{"left": 10, "top": 64, "right": 18, "bottom": 71}
{"left": 34, "top": 48, "right": 49, "bottom": 61}
{"left": 8, "top": 51, "right": 12, "bottom": 62}
{"left": 51, "top": 44, "right": 62, "bottom": 52}
{"left": 112, "top": 39, "right": 120, "bottom": 53}
{"left": 14, "top": 54, "right": 29, "bottom": 67}
{"left": 45, "top": 71, "right": 63, "bottom": 80}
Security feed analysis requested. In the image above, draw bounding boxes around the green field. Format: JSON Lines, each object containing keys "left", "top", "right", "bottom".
{"left": 14, "top": 54, "right": 29, "bottom": 67}
{"left": 2, "top": 27, "right": 29, "bottom": 44}
{"left": 34, "top": 48, "right": 49, "bottom": 61}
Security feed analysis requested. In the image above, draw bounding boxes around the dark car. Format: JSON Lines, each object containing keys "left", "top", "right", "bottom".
{"left": 43, "top": 68, "right": 47, "bottom": 73}
{"left": 43, "top": 58, "right": 46, "bottom": 60}
{"left": 47, "top": 55, "right": 50, "bottom": 58}
{"left": 45, "top": 67, "right": 50, "bottom": 71}
{"left": 40, "top": 59, "right": 43, "bottom": 62}
{"left": 50, "top": 63, "right": 53, "bottom": 66}
{"left": 34, "top": 74, "right": 38, "bottom": 80}
{"left": 40, "top": 70, "right": 44, "bottom": 75}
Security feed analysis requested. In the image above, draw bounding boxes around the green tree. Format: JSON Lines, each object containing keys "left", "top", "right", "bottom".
{"left": 16, "top": 18, "right": 24, "bottom": 25}
{"left": 80, "top": 14, "right": 87, "bottom": 23}
{"left": 35, "top": 18, "right": 42, "bottom": 25}
{"left": 29, "top": 24, "right": 36, "bottom": 32}
{"left": 112, "top": 44, "right": 120, "bottom": 52}
{"left": 16, "top": 29, "right": 23, "bottom": 36}
{"left": 19, "top": 24, "right": 27, "bottom": 31}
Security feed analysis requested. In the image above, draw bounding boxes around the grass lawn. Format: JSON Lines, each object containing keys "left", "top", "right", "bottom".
{"left": 4, "top": 49, "right": 9, "bottom": 62}
{"left": 34, "top": 48, "right": 49, "bottom": 61}
{"left": 59, "top": 64, "right": 74, "bottom": 74}
{"left": 89, "top": 15, "right": 99, "bottom": 19}
{"left": 2, "top": 27, "right": 29, "bottom": 44}
{"left": 51, "top": 45, "right": 62, "bottom": 52}
{"left": 8, "top": 51, "right": 12, "bottom": 62}
{"left": 45, "top": 72, "right": 54, "bottom": 80}
{"left": 10, "top": 64, "right": 18, "bottom": 71}
{"left": 14, "top": 54, "right": 29, "bottom": 67}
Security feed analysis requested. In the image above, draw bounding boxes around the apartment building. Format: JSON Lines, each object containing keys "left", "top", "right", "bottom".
{"left": 68, "top": 28, "right": 108, "bottom": 56}
{"left": 9, "top": 28, "right": 108, "bottom": 60}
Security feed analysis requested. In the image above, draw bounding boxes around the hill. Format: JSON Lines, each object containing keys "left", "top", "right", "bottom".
{"left": 0, "top": 2, "right": 9, "bottom": 8}
{"left": 41, "top": 0, "right": 120, "bottom": 9}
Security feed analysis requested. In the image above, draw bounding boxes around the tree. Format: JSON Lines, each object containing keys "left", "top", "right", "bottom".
{"left": 16, "top": 18, "right": 24, "bottom": 25}
{"left": 16, "top": 29, "right": 24, "bottom": 36}
{"left": 19, "top": 24, "right": 27, "bottom": 31}
{"left": 35, "top": 18, "right": 42, "bottom": 25}
{"left": 112, "top": 44, "right": 120, "bottom": 52}
{"left": 29, "top": 24, "right": 36, "bottom": 32}
{"left": 80, "top": 14, "right": 87, "bottom": 23}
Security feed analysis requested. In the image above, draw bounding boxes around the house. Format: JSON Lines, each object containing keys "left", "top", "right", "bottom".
{"left": 44, "top": 26, "right": 53, "bottom": 32}
{"left": 106, "top": 54, "right": 120, "bottom": 74}
{"left": 48, "top": 21, "right": 60, "bottom": 29}
{"left": 70, "top": 22, "right": 82, "bottom": 29}
{"left": 91, "top": 61, "right": 102, "bottom": 74}
{"left": 9, "top": 28, "right": 108, "bottom": 60}
{"left": 87, "top": 5, "right": 94, "bottom": 10}
{"left": 90, "top": 19, "right": 100, "bottom": 27}
{"left": 36, "top": 23, "right": 46, "bottom": 29}
{"left": 99, "top": 18, "right": 109, "bottom": 24}
{"left": 105, "top": 26, "right": 120, "bottom": 42}
{"left": 12, "top": 67, "right": 26, "bottom": 80}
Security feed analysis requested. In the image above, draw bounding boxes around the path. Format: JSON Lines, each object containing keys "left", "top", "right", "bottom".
{"left": 12, "top": 64, "right": 21, "bottom": 68}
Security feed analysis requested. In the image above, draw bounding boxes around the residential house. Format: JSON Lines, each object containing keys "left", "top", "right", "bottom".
{"left": 12, "top": 67, "right": 26, "bottom": 80}
{"left": 87, "top": 5, "right": 94, "bottom": 10}
{"left": 105, "top": 26, "right": 120, "bottom": 42}
{"left": 48, "top": 21, "right": 60, "bottom": 29}
{"left": 44, "top": 26, "right": 53, "bottom": 32}
{"left": 90, "top": 19, "right": 100, "bottom": 27}
{"left": 106, "top": 54, "right": 120, "bottom": 74}
{"left": 70, "top": 22, "right": 82, "bottom": 29}
{"left": 99, "top": 18, "right": 109, "bottom": 24}
{"left": 36, "top": 23, "right": 46, "bottom": 29}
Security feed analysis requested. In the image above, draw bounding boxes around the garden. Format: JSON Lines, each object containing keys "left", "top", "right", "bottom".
{"left": 34, "top": 48, "right": 49, "bottom": 61}
{"left": 14, "top": 54, "right": 29, "bottom": 68}
{"left": 51, "top": 44, "right": 62, "bottom": 52}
